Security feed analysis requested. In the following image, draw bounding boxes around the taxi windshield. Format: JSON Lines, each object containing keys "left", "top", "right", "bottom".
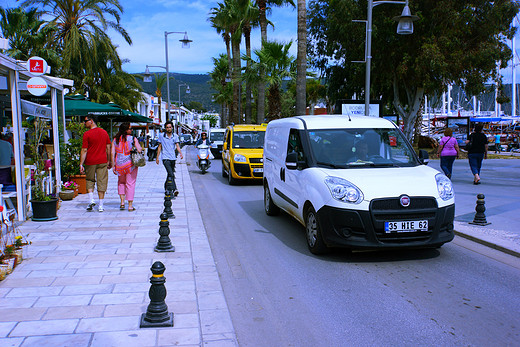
{"left": 232, "top": 131, "right": 265, "bottom": 149}
{"left": 307, "top": 128, "right": 418, "bottom": 168}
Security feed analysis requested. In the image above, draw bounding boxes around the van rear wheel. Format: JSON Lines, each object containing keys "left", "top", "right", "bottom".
{"left": 305, "top": 206, "right": 328, "bottom": 255}
{"left": 264, "top": 183, "right": 280, "bottom": 216}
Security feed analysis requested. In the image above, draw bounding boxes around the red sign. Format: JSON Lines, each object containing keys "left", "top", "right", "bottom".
{"left": 26, "top": 56, "right": 48, "bottom": 76}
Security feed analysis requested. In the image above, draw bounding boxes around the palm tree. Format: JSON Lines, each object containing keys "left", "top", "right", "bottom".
{"left": 295, "top": 0, "right": 306, "bottom": 115}
{"left": 241, "top": 1, "right": 260, "bottom": 124}
{"left": 208, "top": 3, "right": 233, "bottom": 77}
{"left": 255, "top": 0, "right": 295, "bottom": 122}
{"left": 20, "top": 0, "right": 131, "bottom": 92}
{"left": 0, "top": 6, "right": 59, "bottom": 68}
{"left": 210, "top": 54, "right": 232, "bottom": 125}
{"left": 245, "top": 40, "right": 296, "bottom": 120}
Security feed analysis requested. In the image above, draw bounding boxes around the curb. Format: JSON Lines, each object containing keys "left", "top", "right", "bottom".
{"left": 454, "top": 230, "right": 520, "bottom": 258}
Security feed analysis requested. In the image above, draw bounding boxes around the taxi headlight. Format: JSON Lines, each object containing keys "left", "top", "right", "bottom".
{"left": 436, "top": 173, "right": 454, "bottom": 201}
{"left": 234, "top": 154, "right": 247, "bottom": 163}
{"left": 325, "top": 177, "right": 363, "bottom": 204}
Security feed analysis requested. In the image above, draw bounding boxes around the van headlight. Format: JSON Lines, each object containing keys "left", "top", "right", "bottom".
{"left": 325, "top": 177, "right": 363, "bottom": 204}
{"left": 234, "top": 154, "right": 247, "bottom": 162}
{"left": 436, "top": 173, "right": 454, "bottom": 201}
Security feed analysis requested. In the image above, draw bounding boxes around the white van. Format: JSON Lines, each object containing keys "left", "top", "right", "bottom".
{"left": 209, "top": 128, "right": 226, "bottom": 159}
{"left": 263, "top": 115, "right": 455, "bottom": 254}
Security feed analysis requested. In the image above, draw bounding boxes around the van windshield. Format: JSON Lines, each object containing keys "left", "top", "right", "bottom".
{"left": 210, "top": 131, "right": 225, "bottom": 141}
{"left": 233, "top": 131, "right": 265, "bottom": 149}
{"left": 307, "top": 128, "right": 418, "bottom": 168}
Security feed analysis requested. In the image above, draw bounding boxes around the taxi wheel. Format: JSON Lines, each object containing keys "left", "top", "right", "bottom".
{"left": 227, "top": 169, "right": 236, "bottom": 185}
{"left": 221, "top": 162, "right": 228, "bottom": 177}
{"left": 264, "top": 182, "right": 279, "bottom": 216}
{"left": 305, "top": 206, "right": 328, "bottom": 255}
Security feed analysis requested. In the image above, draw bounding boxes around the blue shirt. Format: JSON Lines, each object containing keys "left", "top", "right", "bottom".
{"left": 158, "top": 132, "right": 180, "bottom": 160}
{"left": 0, "top": 139, "right": 13, "bottom": 167}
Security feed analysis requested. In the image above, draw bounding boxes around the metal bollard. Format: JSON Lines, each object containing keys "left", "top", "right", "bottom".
{"left": 140, "top": 261, "right": 174, "bottom": 328}
{"left": 155, "top": 213, "right": 175, "bottom": 252}
{"left": 469, "top": 193, "right": 491, "bottom": 226}
{"left": 163, "top": 191, "right": 175, "bottom": 219}
{"left": 165, "top": 176, "right": 174, "bottom": 195}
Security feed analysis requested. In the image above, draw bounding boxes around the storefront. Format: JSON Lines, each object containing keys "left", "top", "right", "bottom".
{"left": 0, "top": 53, "right": 72, "bottom": 221}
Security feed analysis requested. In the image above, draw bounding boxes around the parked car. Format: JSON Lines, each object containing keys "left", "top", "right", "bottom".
{"left": 179, "top": 134, "right": 193, "bottom": 147}
{"left": 222, "top": 124, "right": 266, "bottom": 185}
{"left": 263, "top": 115, "right": 455, "bottom": 255}
{"left": 209, "top": 128, "right": 226, "bottom": 158}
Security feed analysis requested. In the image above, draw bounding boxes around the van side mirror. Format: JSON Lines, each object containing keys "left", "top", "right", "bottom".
{"left": 418, "top": 149, "right": 429, "bottom": 165}
{"left": 223, "top": 142, "right": 227, "bottom": 150}
{"left": 286, "top": 152, "right": 298, "bottom": 170}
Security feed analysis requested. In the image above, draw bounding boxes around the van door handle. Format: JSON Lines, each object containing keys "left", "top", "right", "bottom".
{"left": 280, "top": 167, "right": 285, "bottom": 182}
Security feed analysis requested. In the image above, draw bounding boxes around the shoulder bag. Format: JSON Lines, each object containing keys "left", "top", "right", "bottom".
{"left": 465, "top": 134, "right": 474, "bottom": 152}
{"left": 130, "top": 137, "right": 146, "bottom": 167}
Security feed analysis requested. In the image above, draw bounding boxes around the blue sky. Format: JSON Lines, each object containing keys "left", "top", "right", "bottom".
{"left": 4, "top": 0, "right": 298, "bottom": 75}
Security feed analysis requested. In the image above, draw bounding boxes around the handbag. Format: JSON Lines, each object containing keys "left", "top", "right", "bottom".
{"left": 465, "top": 135, "right": 474, "bottom": 151}
{"left": 130, "top": 137, "right": 146, "bottom": 167}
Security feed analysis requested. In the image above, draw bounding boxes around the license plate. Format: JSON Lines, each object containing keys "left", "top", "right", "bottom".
{"left": 253, "top": 168, "right": 263, "bottom": 173}
{"left": 384, "top": 220, "right": 428, "bottom": 233}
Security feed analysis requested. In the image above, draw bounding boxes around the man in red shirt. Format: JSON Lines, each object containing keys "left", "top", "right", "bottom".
{"left": 79, "top": 116, "right": 112, "bottom": 212}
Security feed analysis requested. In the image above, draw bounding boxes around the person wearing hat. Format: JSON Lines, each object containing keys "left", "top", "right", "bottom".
{"left": 79, "top": 116, "right": 112, "bottom": 212}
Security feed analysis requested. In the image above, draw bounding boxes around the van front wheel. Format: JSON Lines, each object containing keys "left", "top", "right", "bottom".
{"left": 264, "top": 183, "right": 280, "bottom": 216}
{"left": 305, "top": 206, "right": 328, "bottom": 255}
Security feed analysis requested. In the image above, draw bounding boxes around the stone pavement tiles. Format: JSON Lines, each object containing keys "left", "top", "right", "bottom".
{"left": 0, "top": 161, "right": 237, "bottom": 346}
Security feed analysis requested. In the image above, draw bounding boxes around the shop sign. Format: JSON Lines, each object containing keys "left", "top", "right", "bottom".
{"left": 26, "top": 56, "right": 48, "bottom": 76}
{"left": 27, "top": 77, "right": 48, "bottom": 96}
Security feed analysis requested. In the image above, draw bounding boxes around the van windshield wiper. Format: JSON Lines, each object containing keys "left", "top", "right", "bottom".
{"left": 316, "top": 161, "right": 346, "bottom": 169}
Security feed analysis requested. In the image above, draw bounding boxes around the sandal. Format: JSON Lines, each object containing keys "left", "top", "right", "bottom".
{"left": 120, "top": 204, "right": 125, "bottom": 210}
{"left": 128, "top": 207, "right": 136, "bottom": 212}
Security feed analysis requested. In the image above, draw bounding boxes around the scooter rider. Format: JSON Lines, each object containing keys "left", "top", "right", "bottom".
{"left": 195, "top": 132, "right": 212, "bottom": 146}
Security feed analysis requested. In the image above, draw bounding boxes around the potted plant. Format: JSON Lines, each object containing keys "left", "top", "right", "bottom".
{"left": 28, "top": 118, "right": 58, "bottom": 221}
{"left": 59, "top": 180, "right": 79, "bottom": 200}
{"left": 61, "top": 121, "right": 87, "bottom": 194}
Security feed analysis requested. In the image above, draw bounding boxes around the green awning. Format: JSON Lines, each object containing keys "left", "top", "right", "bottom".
{"left": 65, "top": 95, "right": 122, "bottom": 117}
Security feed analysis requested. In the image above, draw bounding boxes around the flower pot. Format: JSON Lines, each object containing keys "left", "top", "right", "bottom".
{"left": 4, "top": 257, "right": 15, "bottom": 273}
{"left": 13, "top": 249, "right": 23, "bottom": 265}
{"left": 30, "top": 198, "right": 58, "bottom": 221}
{"left": 0, "top": 264, "right": 9, "bottom": 280}
{"left": 74, "top": 188, "right": 78, "bottom": 197}
{"left": 70, "top": 174, "right": 87, "bottom": 194}
{"left": 59, "top": 190, "right": 75, "bottom": 201}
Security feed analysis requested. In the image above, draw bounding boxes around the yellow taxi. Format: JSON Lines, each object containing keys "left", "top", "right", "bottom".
{"left": 221, "top": 124, "right": 267, "bottom": 184}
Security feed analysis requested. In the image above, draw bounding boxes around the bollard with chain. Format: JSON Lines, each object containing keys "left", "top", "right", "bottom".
{"left": 469, "top": 193, "right": 491, "bottom": 226}
{"left": 155, "top": 213, "right": 175, "bottom": 252}
{"left": 140, "top": 261, "right": 174, "bottom": 328}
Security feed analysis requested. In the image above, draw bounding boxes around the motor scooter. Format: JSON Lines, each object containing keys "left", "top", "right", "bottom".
{"left": 147, "top": 138, "right": 159, "bottom": 161}
{"left": 196, "top": 144, "right": 211, "bottom": 174}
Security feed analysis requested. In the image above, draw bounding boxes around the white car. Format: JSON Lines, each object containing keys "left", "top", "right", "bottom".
{"left": 209, "top": 128, "right": 226, "bottom": 158}
{"left": 263, "top": 115, "right": 455, "bottom": 255}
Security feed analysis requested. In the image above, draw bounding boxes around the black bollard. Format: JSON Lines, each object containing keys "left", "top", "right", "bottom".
{"left": 469, "top": 193, "right": 491, "bottom": 226}
{"left": 140, "top": 261, "right": 174, "bottom": 328}
{"left": 163, "top": 191, "right": 175, "bottom": 219}
{"left": 155, "top": 213, "right": 175, "bottom": 252}
{"left": 165, "top": 176, "right": 174, "bottom": 195}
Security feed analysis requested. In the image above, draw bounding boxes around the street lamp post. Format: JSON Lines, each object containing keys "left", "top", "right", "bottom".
{"left": 365, "top": 0, "right": 418, "bottom": 116}
{"left": 178, "top": 83, "right": 190, "bottom": 123}
{"left": 165, "top": 31, "right": 192, "bottom": 121}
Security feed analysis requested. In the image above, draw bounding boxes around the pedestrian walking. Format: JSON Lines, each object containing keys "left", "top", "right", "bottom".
{"left": 437, "top": 128, "right": 460, "bottom": 179}
{"left": 79, "top": 116, "right": 112, "bottom": 212}
{"left": 111, "top": 122, "right": 142, "bottom": 212}
{"left": 466, "top": 123, "right": 488, "bottom": 185}
{"left": 494, "top": 132, "right": 501, "bottom": 153}
{"left": 156, "top": 121, "right": 183, "bottom": 196}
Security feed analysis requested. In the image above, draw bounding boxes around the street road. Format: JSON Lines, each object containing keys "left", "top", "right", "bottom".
{"left": 185, "top": 146, "right": 520, "bottom": 346}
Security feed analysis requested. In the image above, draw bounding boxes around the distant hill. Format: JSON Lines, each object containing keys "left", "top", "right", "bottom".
{"left": 134, "top": 72, "right": 217, "bottom": 112}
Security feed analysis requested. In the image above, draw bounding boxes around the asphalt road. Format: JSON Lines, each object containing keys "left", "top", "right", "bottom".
{"left": 185, "top": 146, "right": 520, "bottom": 347}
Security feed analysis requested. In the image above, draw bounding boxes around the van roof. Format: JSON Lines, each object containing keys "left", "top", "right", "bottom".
{"left": 268, "top": 115, "right": 395, "bottom": 130}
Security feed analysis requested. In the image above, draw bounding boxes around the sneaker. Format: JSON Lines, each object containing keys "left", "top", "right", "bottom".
{"left": 173, "top": 190, "right": 179, "bottom": 197}
{"left": 86, "top": 202, "right": 96, "bottom": 211}
{"left": 98, "top": 206, "right": 104, "bottom": 212}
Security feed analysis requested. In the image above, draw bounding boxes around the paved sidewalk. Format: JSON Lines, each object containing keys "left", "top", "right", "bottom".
{"left": 0, "top": 161, "right": 237, "bottom": 346}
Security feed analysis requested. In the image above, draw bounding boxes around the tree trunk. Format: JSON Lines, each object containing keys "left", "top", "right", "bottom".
{"left": 392, "top": 76, "right": 425, "bottom": 141}
{"left": 257, "top": 1, "right": 267, "bottom": 123}
{"left": 231, "top": 39, "right": 241, "bottom": 125}
{"left": 244, "top": 27, "right": 252, "bottom": 124}
{"left": 296, "top": 0, "right": 307, "bottom": 116}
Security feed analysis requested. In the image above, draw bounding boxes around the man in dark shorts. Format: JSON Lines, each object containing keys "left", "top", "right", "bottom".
{"left": 79, "top": 116, "right": 112, "bottom": 212}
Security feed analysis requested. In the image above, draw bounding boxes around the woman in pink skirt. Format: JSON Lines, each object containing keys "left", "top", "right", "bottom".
{"left": 111, "top": 122, "right": 142, "bottom": 211}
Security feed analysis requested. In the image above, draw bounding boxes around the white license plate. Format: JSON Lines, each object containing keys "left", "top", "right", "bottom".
{"left": 384, "top": 220, "right": 428, "bottom": 233}
{"left": 253, "top": 168, "right": 263, "bottom": 173}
